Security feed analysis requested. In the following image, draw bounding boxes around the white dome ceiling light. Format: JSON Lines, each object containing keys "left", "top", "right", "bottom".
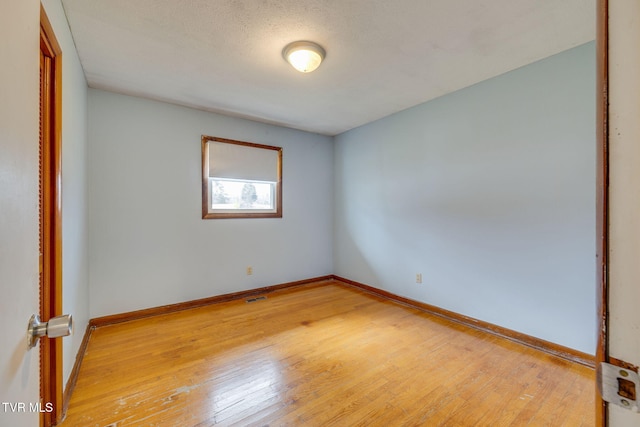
{"left": 282, "top": 41, "right": 326, "bottom": 73}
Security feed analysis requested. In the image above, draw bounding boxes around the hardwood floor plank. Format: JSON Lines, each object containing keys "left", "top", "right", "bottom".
{"left": 62, "top": 281, "right": 594, "bottom": 426}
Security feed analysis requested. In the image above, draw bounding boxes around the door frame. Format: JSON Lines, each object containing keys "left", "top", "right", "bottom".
{"left": 40, "top": 5, "right": 63, "bottom": 426}
{"left": 595, "top": 0, "right": 609, "bottom": 425}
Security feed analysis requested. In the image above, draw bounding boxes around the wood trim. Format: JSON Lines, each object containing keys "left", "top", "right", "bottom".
{"left": 203, "top": 135, "right": 284, "bottom": 152}
{"left": 596, "top": 0, "right": 609, "bottom": 425}
{"left": 40, "top": 5, "right": 63, "bottom": 427}
{"left": 608, "top": 357, "right": 639, "bottom": 373}
{"left": 332, "top": 276, "right": 596, "bottom": 369}
{"left": 61, "top": 324, "right": 93, "bottom": 420}
{"left": 90, "top": 276, "right": 333, "bottom": 328}
{"left": 201, "top": 136, "right": 208, "bottom": 219}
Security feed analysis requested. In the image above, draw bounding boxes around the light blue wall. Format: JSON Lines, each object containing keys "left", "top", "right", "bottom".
{"left": 88, "top": 90, "right": 334, "bottom": 318}
{"left": 334, "top": 42, "right": 596, "bottom": 353}
{"left": 42, "top": 0, "right": 90, "bottom": 390}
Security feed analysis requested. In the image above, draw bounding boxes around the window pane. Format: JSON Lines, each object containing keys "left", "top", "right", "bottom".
{"left": 210, "top": 178, "right": 275, "bottom": 211}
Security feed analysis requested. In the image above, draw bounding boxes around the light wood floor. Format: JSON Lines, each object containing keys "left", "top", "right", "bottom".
{"left": 62, "top": 280, "right": 595, "bottom": 426}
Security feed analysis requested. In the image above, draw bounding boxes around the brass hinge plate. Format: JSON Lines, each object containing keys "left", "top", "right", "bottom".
{"left": 599, "top": 362, "right": 639, "bottom": 412}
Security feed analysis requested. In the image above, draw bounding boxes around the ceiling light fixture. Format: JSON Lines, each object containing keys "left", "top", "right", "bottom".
{"left": 282, "top": 41, "right": 326, "bottom": 73}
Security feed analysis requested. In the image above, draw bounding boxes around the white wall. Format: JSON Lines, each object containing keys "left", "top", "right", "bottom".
{"left": 0, "top": 0, "right": 41, "bottom": 425}
{"left": 41, "top": 0, "right": 90, "bottom": 389}
{"left": 88, "top": 90, "right": 333, "bottom": 318}
{"left": 334, "top": 43, "right": 596, "bottom": 353}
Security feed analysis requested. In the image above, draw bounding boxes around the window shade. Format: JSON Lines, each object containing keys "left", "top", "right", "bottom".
{"left": 208, "top": 141, "right": 279, "bottom": 182}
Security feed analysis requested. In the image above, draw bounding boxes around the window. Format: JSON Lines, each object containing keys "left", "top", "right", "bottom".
{"left": 202, "top": 136, "right": 282, "bottom": 219}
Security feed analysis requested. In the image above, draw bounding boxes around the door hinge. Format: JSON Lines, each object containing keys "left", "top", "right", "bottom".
{"left": 598, "top": 362, "right": 639, "bottom": 412}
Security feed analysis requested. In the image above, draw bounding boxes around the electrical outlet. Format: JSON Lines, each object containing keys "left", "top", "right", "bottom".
{"left": 246, "top": 266, "right": 253, "bottom": 275}
{"left": 416, "top": 273, "right": 422, "bottom": 284}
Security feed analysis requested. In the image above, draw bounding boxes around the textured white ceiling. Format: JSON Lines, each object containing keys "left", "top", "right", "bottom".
{"left": 61, "top": 0, "right": 595, "bottom": 136}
